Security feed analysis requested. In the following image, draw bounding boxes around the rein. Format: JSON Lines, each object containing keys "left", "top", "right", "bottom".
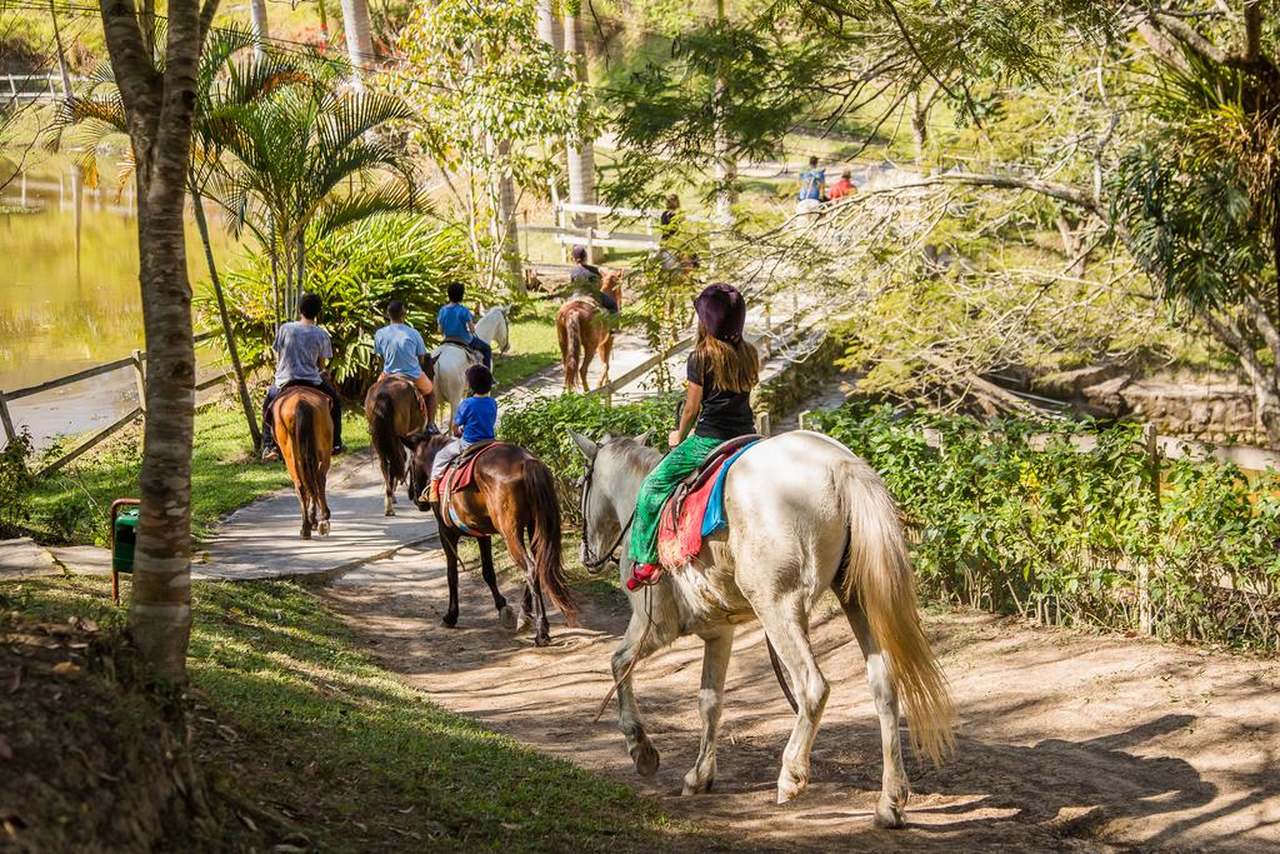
{"left": 577, "top": 449, "right": 635, "bottom": 572}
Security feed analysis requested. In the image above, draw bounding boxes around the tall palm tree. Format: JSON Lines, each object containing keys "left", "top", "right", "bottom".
{"left": 213, "top": 83, "right": 417, "bottom": 321}
{"left": 339, "top": 0, "right": 375, "bottom": 90}
{"left": 55, "top": 24, "right": 300, "bottom": 448}
{"left": 564, "top": 1, "right": 597, "bottom": 241}
{"left": 249, "top": 0, "right": 270, "bottom": 59}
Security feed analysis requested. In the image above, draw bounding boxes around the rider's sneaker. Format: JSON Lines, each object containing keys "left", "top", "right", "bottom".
{"left": 261, "top": 446, "right": 280, "bottom": 463}
{"left": 626, "top": 562, "right": 663, "bottom": 591}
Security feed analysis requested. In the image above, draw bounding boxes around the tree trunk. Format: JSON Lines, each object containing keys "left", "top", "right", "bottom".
{"left": 249, "top": 0, "right": 269, "bottom": 58}
{"left": 98, "top": 0, "right": 214, "bottom": 684}
{"left": 339, "top": 0, "right": 375, "bottom": 90}
{"left": 712, "top": 0, "right": 735, "bottom": 226}
{"left": 564, "top": 4, "right": 597, "bottom": 248}
{"left": 493, "top": 139, "right": 526, "bottom": 295}
{"left": 536, "top": 0, "right": 563, "bottom": 52}
{"left": 191, "top": 185, "right": 261, "bottom": 448}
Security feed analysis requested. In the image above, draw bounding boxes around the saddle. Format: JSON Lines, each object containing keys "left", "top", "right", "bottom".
{"left": 435, "top": 338, "right": 485, "bottom": 365}
{"left": 656, "top": 434, "right": 762, "bottom": 569}
{"left": 438, "top": 440, "right": 501, "bottom": 524}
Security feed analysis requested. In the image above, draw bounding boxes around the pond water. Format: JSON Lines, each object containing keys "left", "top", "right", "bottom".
{"left": 1, "top": 158, "right": 244, "bottom": 445}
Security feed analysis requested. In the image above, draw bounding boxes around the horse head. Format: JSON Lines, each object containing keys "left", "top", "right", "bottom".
{"left": 402, "top": 427, "right": 448, "bottom": 511}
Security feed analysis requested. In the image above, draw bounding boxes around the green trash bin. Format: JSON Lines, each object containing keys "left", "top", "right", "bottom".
{"left": 113, "top": 507, "right": 139, "bottom": 573}
{"left": 110, "top": 499, "right": 140, "bottom": 603}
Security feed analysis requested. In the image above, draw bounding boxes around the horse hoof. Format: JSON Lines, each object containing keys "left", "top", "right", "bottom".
{"left": 514, "top": 610, "right": 533, "bottom": 635}
{"left": 776, "top": 770, "right": 808, "bottom": 805}
{"left": 499, "top": 605, "right": 518, "bottom": 631}
{"left": 681, "top": 775, "right": 713, "bottom": 796}
{"left": 301, "top": 528, "right": 312, "bottom": 540}
{"left": 318, "top": 521, "right": 330, "bottom": 536}
{"left": 534, "top": 632, "right": 551, "bottom": 647}
{"left": 874, "top": 798, "right": 906, "bottom": 829}
{"left": 631, "top": 741, "right": 660, "bottom": 777}
{"left": 441, "top": 613, "right": 458, "bottom": 628}
{"left": 384, "top": 509, "right": 395, "bottom": 517}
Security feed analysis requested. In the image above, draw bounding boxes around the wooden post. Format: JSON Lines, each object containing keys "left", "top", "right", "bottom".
{"left": 754, "top": 411, "right": 772, "bottom": 437}
{"left": 1138, "top": 422, "right": 1159, "bottom": 636}
{"left": 132, "top": 349, "right": 147, "bottom": 419}
{"left": 0, "top": 391, "right": 16, "bottom": 446}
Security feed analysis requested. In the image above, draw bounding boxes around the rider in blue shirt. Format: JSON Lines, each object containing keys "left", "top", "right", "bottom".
{"left": 425, "top": 364, "right": 497, "bottom": 505}
{"left": 436, "top": 282, "right": 492, "bottom": 369}
{"left": 373, "top": 299, "right": 434, "bottom": 421}
{"left": 798, "top": 155, "right": 826, "bottom": 202}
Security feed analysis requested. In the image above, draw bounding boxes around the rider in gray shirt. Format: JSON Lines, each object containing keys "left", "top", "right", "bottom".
{"left": 261, "top": 293, "right": 344, "bottom": 460}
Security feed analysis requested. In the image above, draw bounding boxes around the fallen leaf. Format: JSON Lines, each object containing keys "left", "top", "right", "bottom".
{"left": 52, "top": 662, "right": 80, "bottom": 676}
{"left": 0, "top": 735, "right": 13, "bottom": 761}
{"left": 397, "top": 806, "right": 415, "bottom": 815}
{"left": 271, "top": 845, "right": 306, "bottom": 853}
{"left": 236, "top": 812, "right": 258, "bottom": 832}
{"left": 79, "top": 618, "right": 99, "bottom": 633}
{"left": 7, "top": 667, "right": 20, "bottom": 693}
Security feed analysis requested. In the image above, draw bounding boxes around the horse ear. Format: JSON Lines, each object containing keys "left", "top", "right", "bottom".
{"left": 634, "top": 431, "right": 653, "bottom": 448}
{"left": 568, "top": 429, "right": 598, "bottom": 462}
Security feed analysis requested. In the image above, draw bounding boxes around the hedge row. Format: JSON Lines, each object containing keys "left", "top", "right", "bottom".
{"left": 808, "top": 403, "right": 1280, "bottom": 652}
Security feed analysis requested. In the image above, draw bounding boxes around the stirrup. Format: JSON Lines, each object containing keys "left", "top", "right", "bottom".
{"left": 626, "top": 562, "right": 663, "bottom": 591}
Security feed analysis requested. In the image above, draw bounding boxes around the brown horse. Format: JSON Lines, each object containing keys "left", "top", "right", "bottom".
{"left": 557, "top": 271, "right": 622, "bottom": 392}
{"left": 364, "top": 372, "right": 435, "bottom": 516}
{"left": 274, "top": 387, "right": 333, "bottom": 539}
{"left": 404, "top": 433, "right": 575, "bottom": 646}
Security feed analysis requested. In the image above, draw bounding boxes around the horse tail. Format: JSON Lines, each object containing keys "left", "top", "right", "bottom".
{"left": 837, "top": 460, "right": 955, "bottom": 766}
{"left": 522, "top": 456, "right": 576, "bottom": 626}
{"left": 370, "top": 388, "right": 405, "bottom": 487}
{"left": 292, "top": 398, "right": 322, "bottom": 515}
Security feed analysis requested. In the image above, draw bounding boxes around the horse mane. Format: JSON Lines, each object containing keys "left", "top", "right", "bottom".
{"left": 607, "top": 437, "right": 661, "bottom": 477}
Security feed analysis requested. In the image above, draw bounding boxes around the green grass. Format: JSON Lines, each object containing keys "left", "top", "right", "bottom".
{"left": 21, "top": 404, "right": 371, "bottom": 547}
{"left": 5, "top": 575, "right": 695, "bottom": 852}
{"left": 493, "top": 302, "right": 561, "bottom": 389}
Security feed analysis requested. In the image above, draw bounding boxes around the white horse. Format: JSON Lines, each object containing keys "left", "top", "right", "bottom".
{"left": 432, "top": 305, "right": 511, "bottom": 429}
{"left": 570, "top": 429, "right": 955, "bottom": 828}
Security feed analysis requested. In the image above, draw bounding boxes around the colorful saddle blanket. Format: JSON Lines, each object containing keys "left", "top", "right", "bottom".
{"left": 441, "top": 440, "right": 498, "bottom": 499}
{"left": 656, "top": 435, "right": 761, "bottom": 569}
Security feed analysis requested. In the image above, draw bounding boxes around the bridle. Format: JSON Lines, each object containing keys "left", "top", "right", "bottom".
{"left": 578, "top": 442, "right": 635, "bottom": 572}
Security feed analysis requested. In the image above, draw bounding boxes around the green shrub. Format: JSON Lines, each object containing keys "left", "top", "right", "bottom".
{"left": 808, "top": 402, "right": 1280, "bottom": 651}
{"left": 205, "top": 214, "right": 482, "bottom": 393}
{"left": 498, "top": 393, "right": 678, "bottom": 519}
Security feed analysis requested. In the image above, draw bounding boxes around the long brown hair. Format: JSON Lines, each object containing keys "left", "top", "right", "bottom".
{"left": 694, "top": 325, "right": 759, "bottom": 393}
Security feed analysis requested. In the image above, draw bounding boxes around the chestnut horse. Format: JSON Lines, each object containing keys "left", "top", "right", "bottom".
{"left": 557, "top": 271, "right": 622, "bottom": 392}
{"left": 404, "top": 433, "right": 575, "bottom": 646}
{"left": 274, "top": 387, "right": 333, "bottom": 539}
{"left": 364, "top": 373, "right": 435, "bottom": 516}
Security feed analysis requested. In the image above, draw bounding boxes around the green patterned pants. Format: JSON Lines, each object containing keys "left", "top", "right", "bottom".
{"left": 627, "top": 434, "right": 723, "bottom": 565}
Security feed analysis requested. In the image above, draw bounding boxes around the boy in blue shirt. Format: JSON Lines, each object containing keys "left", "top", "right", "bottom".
{"left": 425, "top": 364, "right": 497, "bottom": 505}
{"left": 436, "top": 282, "right": 492, "bottom": 369}
{"left": 373, "top": 299, "right": 434, "bottom": 421}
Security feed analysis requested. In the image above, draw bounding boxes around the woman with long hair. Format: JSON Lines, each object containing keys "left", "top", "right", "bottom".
{"left": 627, "top": 283, "right": 759, "bottom": 588}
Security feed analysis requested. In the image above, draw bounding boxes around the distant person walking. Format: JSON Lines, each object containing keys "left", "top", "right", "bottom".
{"left": 798, "top": 155, "right": 826, "bottom": 203}
{"left": 829, "top": 168, "right": 856, "bottom": 201}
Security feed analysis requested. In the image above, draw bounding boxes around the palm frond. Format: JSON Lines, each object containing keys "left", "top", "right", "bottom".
{"left": 310, "top": 184, "right": 422, "bottom": 241}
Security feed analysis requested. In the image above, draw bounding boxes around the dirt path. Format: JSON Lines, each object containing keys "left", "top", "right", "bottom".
{"left": 325, "top": 545, "right": 1280, "bottom": 852}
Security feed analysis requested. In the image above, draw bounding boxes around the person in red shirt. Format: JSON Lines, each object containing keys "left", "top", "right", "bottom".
{"left": 828, "top": 169, "right": 856, "bottom": 201}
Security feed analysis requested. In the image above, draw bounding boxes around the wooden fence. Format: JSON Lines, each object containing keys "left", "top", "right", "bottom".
{"left": 0, "top": 331, "right": 234, "bottom": 476}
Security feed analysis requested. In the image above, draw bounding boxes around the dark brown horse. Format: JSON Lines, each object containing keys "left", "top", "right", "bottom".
{"left": 557, "top": 271, "right": 622, "bottom": 392}
{"left": 274, "top": 386, "right": 333, "bottom": 539}
{"left": 404, "top": 433, "right": 575, "bottom": 646}
{"left": 365, "top": 371, "right": 435, "bottom": 516}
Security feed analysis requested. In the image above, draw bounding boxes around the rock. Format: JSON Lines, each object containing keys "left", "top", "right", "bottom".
{"left": 0, "top": 539, "right": 62, "bottom": 581}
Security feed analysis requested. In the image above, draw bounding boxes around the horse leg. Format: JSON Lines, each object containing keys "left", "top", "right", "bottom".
{"left": 478, "top": 537, "right": 516, "bottom": 630}
{"left": 295, "top": 484, "right": 311, "bottom": 539}
{"left": 383, "top": 464, "right": 395, "bottom": 517}
{"left": 749, "top": 592, "right": 830, "bottom": 805}
{"left": 597, "top": 332, "right": 613, "bottom": 389}
{"left": 523, "top": 554, "right": 551, "bottom": 646}
{"left": 438, "top": 519, "right": 461, "bottom": 628}
{"left": 840, "top": 595, "right": 910, "bottom": 828}
{"left": 613, "top": 603, "right": 670, "bottom": 777}
{"left": 682, "top": 629, "right": 734, "bottom": 795}
{"left": 497, "top": 518, "right": 550, "bottom": 645}
{"left": 316, "top": 468, "right": 331, "bottom": 537}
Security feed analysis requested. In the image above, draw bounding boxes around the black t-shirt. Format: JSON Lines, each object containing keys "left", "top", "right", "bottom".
{"left": 687, "top": 352, "right": 755, "bottom": 440}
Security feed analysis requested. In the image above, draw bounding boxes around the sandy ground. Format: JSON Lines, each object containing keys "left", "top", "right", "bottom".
{"left": 326, "top": 545, "right": 1280, "bottom": 852}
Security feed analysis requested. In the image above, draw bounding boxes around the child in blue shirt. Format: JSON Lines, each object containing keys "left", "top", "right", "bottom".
{"left": 426, "top": 364, "right": 497, "bottom": 504}
{"left": 437, "top": 282, "right": 493, "bottom": 369}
